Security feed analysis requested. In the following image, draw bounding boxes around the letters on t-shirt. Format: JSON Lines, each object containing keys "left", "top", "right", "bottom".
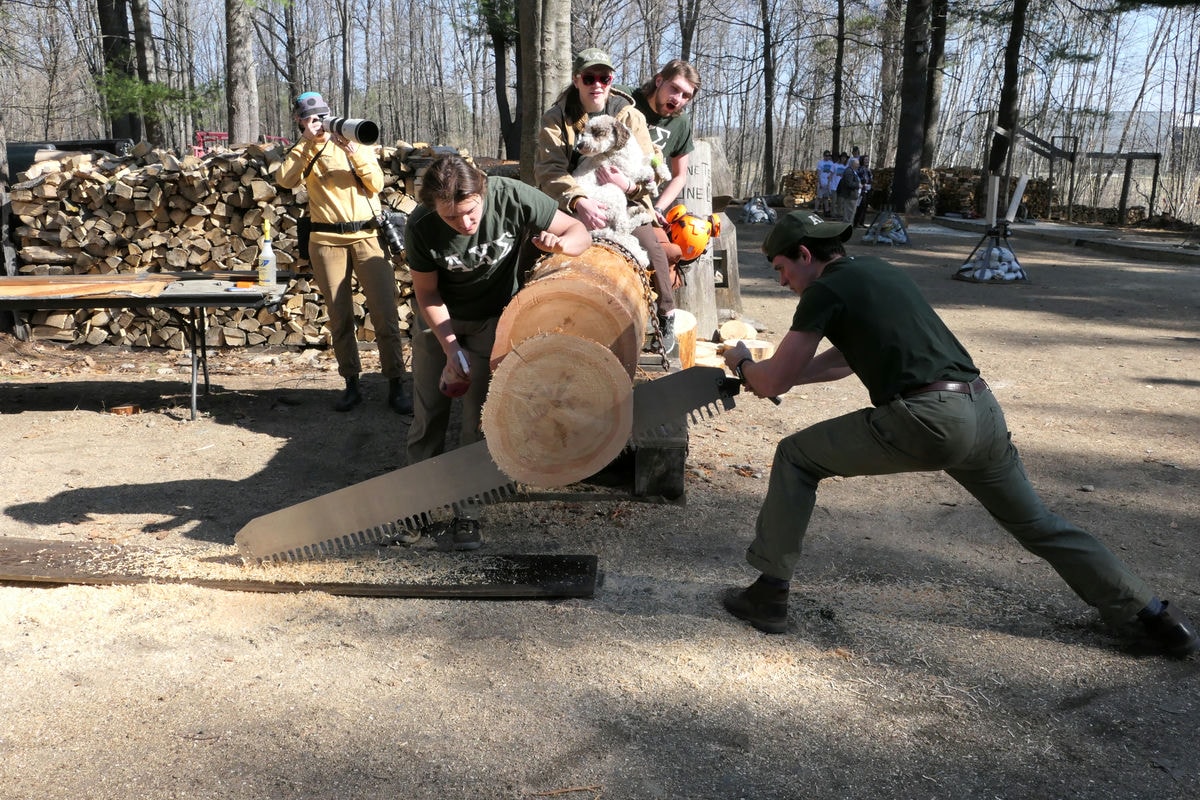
{"left": 438, "top": 231, "right": 516, "bottom": 275}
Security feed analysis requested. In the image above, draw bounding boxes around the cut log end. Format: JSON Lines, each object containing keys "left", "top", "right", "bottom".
{"left": 482, "top": 333, "right": 632, "bottom": 488}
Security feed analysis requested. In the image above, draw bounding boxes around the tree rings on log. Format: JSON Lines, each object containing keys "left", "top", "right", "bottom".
{"left": 491, "top": 244, "right": 647, "bottom": 374}
{"left": 482, "top": 332, "right": 632, "bottom": 488}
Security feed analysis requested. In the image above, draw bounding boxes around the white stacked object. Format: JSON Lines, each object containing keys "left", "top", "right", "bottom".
{"left": 955, "top": 242, "right": 1028, "bottom": 282}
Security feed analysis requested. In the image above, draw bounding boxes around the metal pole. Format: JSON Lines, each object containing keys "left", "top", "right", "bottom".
{"left": 1149, "top": 154, "right": 1160, "bottom": 219}
{"left": 1119, "top": 157, "right": 1133, "bottom": 225}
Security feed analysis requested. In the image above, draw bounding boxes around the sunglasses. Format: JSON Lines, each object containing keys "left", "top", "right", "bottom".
{"left": 580, "top": 72, "right": 614, "bottom": 86}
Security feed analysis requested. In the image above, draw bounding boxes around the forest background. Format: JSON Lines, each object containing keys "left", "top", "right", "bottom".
{"left": 1, "top": 0, "right": 1199, "bottom": 224}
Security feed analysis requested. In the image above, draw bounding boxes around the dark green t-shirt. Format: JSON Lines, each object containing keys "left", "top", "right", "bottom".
{"left": 630, "top": 87, "right": 695, "bottom": 160}
{"left": 791, "top": 255, "right": 978, "bottom": 406}
{"left": 406, "top": 177, "right": 558, "bottom": 320}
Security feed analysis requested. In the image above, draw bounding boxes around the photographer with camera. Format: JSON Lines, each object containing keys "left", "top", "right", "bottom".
{"left": 276, "top": 91, "right": 412, "bottom": 414}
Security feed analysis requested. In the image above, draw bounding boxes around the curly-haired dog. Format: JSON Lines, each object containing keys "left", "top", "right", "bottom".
{"left": 572, "top": 115, "right": 670, "bottom": 266}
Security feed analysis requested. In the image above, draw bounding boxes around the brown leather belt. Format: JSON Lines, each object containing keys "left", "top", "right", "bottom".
{"left": 903, "top": 376, "right": 988, "bottom": 398}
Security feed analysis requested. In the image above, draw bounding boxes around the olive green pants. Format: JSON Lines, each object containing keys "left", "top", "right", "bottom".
{"left": 405, "top": 312, "right": 499, "bottom": 523}
{"left": 405, "top": 312, "right": 497, "bottom": 465}
{"left": 747, "top": 388, "right": 1154, "bottom": 622}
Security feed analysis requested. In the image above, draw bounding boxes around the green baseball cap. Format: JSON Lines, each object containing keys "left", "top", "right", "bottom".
{"left": 573, "top": 48, "right": 614, "bottom": 74}
{"left": 762, "top": 211, "right": 852, "bottom": 259}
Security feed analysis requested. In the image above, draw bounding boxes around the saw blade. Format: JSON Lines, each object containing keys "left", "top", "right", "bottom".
{"left": 234, "top": 440, "right": 515, "bottom": 561}
{"left": 631, "top": 365, "right": 740, "bottom": 440}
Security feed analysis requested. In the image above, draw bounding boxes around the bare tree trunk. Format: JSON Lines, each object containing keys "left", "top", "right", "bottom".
{"left": 678, "top": 0, "right": 701, "bottom": 63}
{"left": 874, "top": 0, "right": 904, "bottom": 166}
{"left": 920, "top": 0, "right": 947, "bottom": 168}
{"left": 891, "top": 0, "right": 931, "bottom": 213}
{"left": 161, "top": 0, "right": 195, "bottom": 153}
{"left": 987, "top": 0, "right": 1027, "bottom": 174}
{"left": 285, "top": 1, "right": 299, "bottom": 104}
{"left": 482, "top": 1, "right": 520, "bottom": 159}
{"left": 339, "top": 0, "right": 353, "bottom": 114}
{"left": 96, "top": 0, "right": 140, "bottom": 140}
{"left": 831, "top": 0, "right": 845, "bottom": 155}
{"left": 759, "top": 0, "right": 777, "bottom": 194}
{"left": 226, "top": 0, "right": 259, "bottom": 143}
{"left": 129, "top": 0, "right": 163, "bottom": 146}
{"left": 518, "top": 0, "right": 572, "bottom": 183}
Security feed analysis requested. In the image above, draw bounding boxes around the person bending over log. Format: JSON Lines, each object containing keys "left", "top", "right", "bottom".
{"left": 395, "top": 154, "right": 589, "bottom": 551}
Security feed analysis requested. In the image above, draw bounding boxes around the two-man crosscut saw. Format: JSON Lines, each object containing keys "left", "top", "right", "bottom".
{"left": 235, "top": 366, "right": 746, "bottom": 561}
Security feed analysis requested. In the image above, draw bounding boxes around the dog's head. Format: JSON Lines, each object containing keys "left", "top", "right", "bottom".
{"left": 575, "top": 115, "right": 631, "bottom": 158}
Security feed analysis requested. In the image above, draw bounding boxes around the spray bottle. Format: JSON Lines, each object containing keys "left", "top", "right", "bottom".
{"left": 258, "top": 219, "right": 277, "bottom": 286}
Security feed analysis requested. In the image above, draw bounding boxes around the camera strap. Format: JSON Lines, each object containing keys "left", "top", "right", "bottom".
{"left": 345, "top": 149, "right": 385, "bottom": 222}
{"left": 302, "top": 140, "right": 329, "bottom": 180}
{"left": 343, "top": 150, "right": 407, "bottom": 255}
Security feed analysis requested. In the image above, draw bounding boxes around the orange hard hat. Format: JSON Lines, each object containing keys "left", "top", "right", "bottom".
{"left": 664, "top": 204, "right": 721, "bottom": 264}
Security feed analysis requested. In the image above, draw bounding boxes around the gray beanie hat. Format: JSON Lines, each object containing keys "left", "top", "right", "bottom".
{"left": 293, "top": 91, "right": 331, "bottom": 119}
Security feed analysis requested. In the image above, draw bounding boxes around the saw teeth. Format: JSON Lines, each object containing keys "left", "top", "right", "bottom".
{"left": 631, "top": 395, "right": 731, "bottom": 443}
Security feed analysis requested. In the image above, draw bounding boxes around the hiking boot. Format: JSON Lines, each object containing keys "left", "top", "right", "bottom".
{"left": 431, "top": 518, "right": 482, "bottom": 552}
{"left": 657, "top": 314, "right": 677, "bottom": 356}
{"left": 388, "top": 377, "right": 413, "bottom": 415}
{"left": 378, "top": 522, "right": 424, "bottom": 547}
{"left": 722, "top": 578, "right": 789, "bottom": 634}
{"left": 334, "top": 375, "right": 362, "bottom": 412}
{"left": 1140, "top": 601, "right": 1199, "bottom": 658}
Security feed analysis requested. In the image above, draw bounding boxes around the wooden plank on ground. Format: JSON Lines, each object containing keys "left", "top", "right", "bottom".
{"left": 0, "top": 537, "right": 597, "bottom": 599}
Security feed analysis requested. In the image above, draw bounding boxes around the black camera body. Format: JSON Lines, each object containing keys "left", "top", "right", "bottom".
{"left": 376, "top": 211, "right": 407, "bottom": 255}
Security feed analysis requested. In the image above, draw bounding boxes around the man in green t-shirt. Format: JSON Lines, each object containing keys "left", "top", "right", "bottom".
{"left": 718, "top": 210, "right": 1197, "bottom": 659}
{"left": 628, "top": 59, "right": 701, "bottom": 223}
{"left": 402, "top": 154, "right": 589, "bottom": 550}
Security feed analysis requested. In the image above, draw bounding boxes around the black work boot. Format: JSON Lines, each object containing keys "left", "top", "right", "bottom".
{"left": 1140, "top": 601, "right": 1199, "bottom": 658}
{"left": 657, "top": 314, "right": 677, "bottom": 355}
{"left": 388, "top": 377, "right": 413, "bottom": 415}
{"left": 334, "top": 375, "right": 363, "bottom": 412}
{"left": 431, "top": 518, "right": 482, "bottom": 552}
{"left": 722, "top": 576, "right": 789, "bottom": 634}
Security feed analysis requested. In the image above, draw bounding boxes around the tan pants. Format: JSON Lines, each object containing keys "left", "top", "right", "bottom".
{"left": 309, "top": 237, "right": 406, "bottom": 379}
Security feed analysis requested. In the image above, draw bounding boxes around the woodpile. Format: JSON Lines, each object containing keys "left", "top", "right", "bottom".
{"left": 850, "top": 167, "right": 1054, "bottom": 218}
{"left": 778, "top": 170, "right": 817, "bottom": 207}
{"left": 6, "top": 138, "right": 477, "bottom": 350}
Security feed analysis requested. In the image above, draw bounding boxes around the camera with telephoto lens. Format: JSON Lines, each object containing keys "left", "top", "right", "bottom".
{"left": 321, "top": 116, "right": 380, "bottom": 146}
{"left": 376, "top": 210, "right": 407, "bottom": 255}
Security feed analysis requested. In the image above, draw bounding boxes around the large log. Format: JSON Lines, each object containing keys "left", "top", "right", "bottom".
{"left": 482, "top": 243, "right": 651, "bottom": 487}
{"left": 490, "top": 242, "right": 647, "bottom": 372}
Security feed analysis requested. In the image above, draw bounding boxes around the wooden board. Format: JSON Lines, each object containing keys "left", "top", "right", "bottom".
{"left": 0, "top": 537, "right": 597, "bottom": 599}
{"left": 673, "top": 309, "right": 698, "bottom": 369}
{"left": 0, "top": 275, "right": 171, "bottom": 300}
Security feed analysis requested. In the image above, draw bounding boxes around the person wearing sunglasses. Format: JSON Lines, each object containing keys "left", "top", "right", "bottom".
{"left": 534, "top": 47, "right": 679, "bottom": 355}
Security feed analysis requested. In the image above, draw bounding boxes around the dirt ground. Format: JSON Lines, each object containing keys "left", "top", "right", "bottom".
{"left": 1, "top": 220, "right": 1197, "bottom": 800}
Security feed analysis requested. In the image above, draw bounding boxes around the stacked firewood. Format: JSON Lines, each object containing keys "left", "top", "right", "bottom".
{"left": 6, "top": 139, "right": 475, "bottom": 350}
{"left": 778, "top": 170, "right": 817, "bottom": 207}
